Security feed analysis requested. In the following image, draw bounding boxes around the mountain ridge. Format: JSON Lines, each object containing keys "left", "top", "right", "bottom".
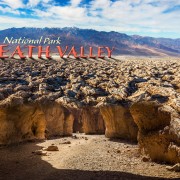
{"left": 0, "top": 27, "right": 179, "bottom": 56}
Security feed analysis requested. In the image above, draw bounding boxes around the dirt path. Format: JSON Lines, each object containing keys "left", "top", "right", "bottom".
{"left": 0, "top": 134, "right": 179, "bottom": 180}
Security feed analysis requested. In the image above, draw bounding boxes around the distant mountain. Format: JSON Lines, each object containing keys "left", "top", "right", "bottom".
{"left": 0, "top": 27, "right": 179, "bottom": 56}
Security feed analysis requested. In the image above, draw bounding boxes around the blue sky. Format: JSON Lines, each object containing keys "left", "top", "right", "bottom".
{"left": 0, "top": 0, "right": 180, "bottom": 38}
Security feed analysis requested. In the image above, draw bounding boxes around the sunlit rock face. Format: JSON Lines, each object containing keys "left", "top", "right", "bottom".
{"left": 42, "top": 102, "right": 74, "bottom": 137}
{"left": 130, "top": 101, "right": 180, "bottom": 164}
{"left": 100, "top": 105, "right": 138, "bottom": 142}
{"left": 0, "top": 103, "right": 45, "bottom": 144}
{"left": 0, "top": 99, "right": 74, "bottom": 145}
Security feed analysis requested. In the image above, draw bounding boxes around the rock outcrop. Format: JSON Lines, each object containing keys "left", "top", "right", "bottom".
{"left": 81, "top": 108, "right": 105, "bottom": 134}
{"left": 130, "top": 101, "right": 180, "bottom": 164}
{"left": 100, "top": 105, "right": 138, "bottom": 142}
{"left": 0, "top": 98, "right": 74, "bottom": 144}
{"left": 0, "top": 103, "right": 45, "bottom": 144}
{"left": 42, "top": 102, "right": 74, "bottom": 137}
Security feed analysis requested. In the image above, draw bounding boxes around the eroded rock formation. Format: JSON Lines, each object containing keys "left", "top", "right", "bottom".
{"left": 130, "top": 101, "right": 180, "bottom": 164}
{"left": 81, "top": 108, "right": 105, "bottom": 134}
{"left": 42, "top": 102, "right": 74, "bottom": 137}
{"left": 100, "top": 105, "right": 138, "bottom": 141}
{"left": 0, "top": 98, "right": 74, "bottom": 144}
{"left": 0, "top": 58, "right": 179, "bottom": 165}
{"left": 0, "top": 103, "right": 45, "bottom": 144}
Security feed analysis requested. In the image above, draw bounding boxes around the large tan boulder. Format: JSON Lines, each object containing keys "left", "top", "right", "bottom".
{"left": 130, "top": 101, "right": 180, "bottom": 164}
{"left": 100, "top": 105, "right": 138, "bottom": 141}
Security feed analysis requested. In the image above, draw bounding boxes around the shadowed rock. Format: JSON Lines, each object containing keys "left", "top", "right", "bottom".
{"left": 81, "top": 107, "right": 105, "bottom": 134}
{"left": 130, "top": 101, "right": 180, "bottom": 164}
{"left": 100, "top": 105, "right": 138, "bottom": 142}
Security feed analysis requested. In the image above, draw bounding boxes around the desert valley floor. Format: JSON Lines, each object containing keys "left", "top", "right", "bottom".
{"left": 0, "top": 134, "right": 179, "bottom": 180}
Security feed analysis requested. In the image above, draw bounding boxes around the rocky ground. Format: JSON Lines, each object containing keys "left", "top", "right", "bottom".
{"left": 0, "top": 56, "right": 179, "bottom": 179}
{"left": 0, "top": 134, "right": 179, "bottom": 180}
{"left": 0, "top": 56, "right": 179, "bottom": 107}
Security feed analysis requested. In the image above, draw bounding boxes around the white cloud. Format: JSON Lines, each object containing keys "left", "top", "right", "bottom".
{"left": 0, "top": 0, "right": 24, "bottom": 9}
{"left": 88, "top": 0, "right": 180, "bottom": 34}
{"left": 0, "top": 6, "right": 20, "bottom": 14}
{"left": 0, "top": 0, "right": 180, "bottom": 37}
{"left": 27, "top": 0, "right": 51, "bottom": 7}
{"left": 28, "top": 0, "right": 41, "bottom": 7}
{"left": 34, "top": 5, "right": 87, "bottom": 21}
{"left": 71, "top": 0, "right": 82, "bottom": 7}
{"left": 90, "top": 0, "right": 111, "bottom": 10}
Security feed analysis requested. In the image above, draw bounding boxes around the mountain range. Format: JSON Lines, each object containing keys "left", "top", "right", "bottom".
{"left": 0, "top": 27, "right": 180, "bottom": 56}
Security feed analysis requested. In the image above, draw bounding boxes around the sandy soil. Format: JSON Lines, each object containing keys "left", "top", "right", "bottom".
{"left": 0, "top": 134, "right": 179, "bottom": 180}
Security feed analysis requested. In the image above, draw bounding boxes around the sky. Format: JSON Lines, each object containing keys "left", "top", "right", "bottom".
{"left": 0, "top": 0, "right": 180, "bottom": 38}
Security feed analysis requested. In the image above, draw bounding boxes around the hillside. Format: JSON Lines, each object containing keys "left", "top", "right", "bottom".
{"left": 0, "top": 27, "right": 180, "bottom": 56}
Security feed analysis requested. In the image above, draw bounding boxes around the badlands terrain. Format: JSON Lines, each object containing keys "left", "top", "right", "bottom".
{"left": 0, "top": 56, "right": 179, "bottom": 179}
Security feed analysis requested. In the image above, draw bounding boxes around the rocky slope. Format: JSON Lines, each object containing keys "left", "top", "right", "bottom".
{"left": 0, "top": 57, "right": 179, "bottom": 165}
